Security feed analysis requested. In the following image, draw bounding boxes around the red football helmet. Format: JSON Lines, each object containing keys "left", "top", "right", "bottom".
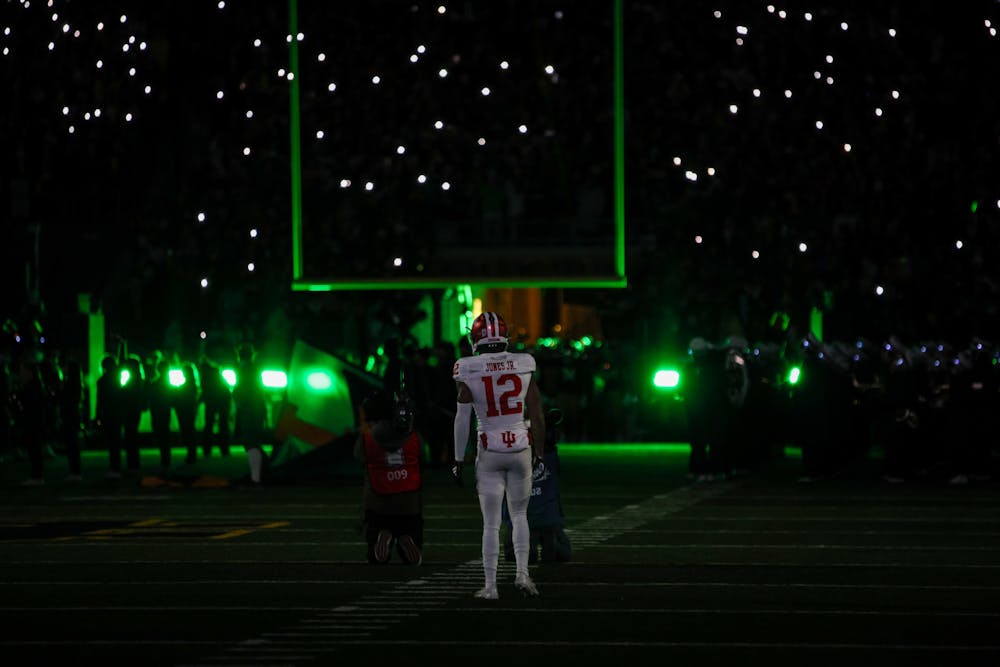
{"left": 469, "top": 312, "right": 508, "bottom": 352}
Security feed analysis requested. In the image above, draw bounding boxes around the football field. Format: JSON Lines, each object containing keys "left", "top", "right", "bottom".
{"left": 2, "top": 444, "right": 999, "bottom": 665}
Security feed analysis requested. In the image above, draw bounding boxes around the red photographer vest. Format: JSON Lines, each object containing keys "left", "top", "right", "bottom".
{"left": 364, "top": 431, "right": 421, "bottom": 494}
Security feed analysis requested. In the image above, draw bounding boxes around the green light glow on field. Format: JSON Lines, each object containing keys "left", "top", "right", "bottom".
{"left": 558, "top": 443, "right": 690, "bottom": 457}
{"left": 80, "top": 444, "right": 274, "bottom": 460}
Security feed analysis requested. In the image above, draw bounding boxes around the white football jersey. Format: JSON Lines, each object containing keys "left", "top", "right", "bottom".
{"left": 453, "top": 350, "right": 536, "bottom": 453}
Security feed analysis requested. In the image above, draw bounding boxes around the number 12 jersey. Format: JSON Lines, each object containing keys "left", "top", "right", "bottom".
{"left": 453, "top": 351, "right": 536, "bottom": 453}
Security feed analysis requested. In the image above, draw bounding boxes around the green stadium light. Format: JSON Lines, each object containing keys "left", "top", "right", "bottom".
{"left": 306, "top": 370, "right": 332, "bottom": 391}
{"left": 168, "top": 369, "right": 186, "bottom": 387}
{"left": 653, "top": 368, "right": 681, "bottom": 389}
{"left": 261, "top": 369, "right": 288, "bottom": 389}
{"left": 119, "top": 369, "right": 131, "bottom": 387}
{"left": 221, "top": 368, "right": 237, "bottom": 388}
{"left": 788, "top": 366, "right": 802, "bottom": 385}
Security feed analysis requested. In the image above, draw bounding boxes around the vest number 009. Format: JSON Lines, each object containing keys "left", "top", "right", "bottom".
{"left": 481, "top": 373, "right": 523, "bottom": 417}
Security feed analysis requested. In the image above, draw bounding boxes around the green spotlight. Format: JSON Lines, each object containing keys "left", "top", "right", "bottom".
{"left": 971, "top": 200, "right": 979, "bottom": 214}
{"left": 787, "top": 366, "right": 802, "bottom": 385}
{"left": 261, "top": 369, "right": 288, "bottom": 389}
{"left": 221, "top": 368, "right": 237, "bottom": 388}
{"left": 119, "top": 369, "right": 131, "bottom": 387}
{"left": 653, "top": 368, "right": 681, "bottom": 389}
{"left": 306, "top": 370, "right": 332, "bottom": 391}
{"left": 168, "top": 369, "right": 186, "bottom": 387}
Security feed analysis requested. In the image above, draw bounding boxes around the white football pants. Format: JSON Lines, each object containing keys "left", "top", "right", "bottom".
{"left": 476, "top": 447, "right": 532, "bottom": 586}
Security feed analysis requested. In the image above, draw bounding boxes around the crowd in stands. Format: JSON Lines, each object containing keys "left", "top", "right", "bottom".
{"left": 3, "top": 3, "right": 999, "bottom": 483}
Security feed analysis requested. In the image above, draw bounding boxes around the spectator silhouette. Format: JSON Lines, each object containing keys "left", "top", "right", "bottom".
{"left": 16, "top": 358, "right": 47, "bottom": 486}
{"left": 233, "top": 342, "right": 268, "bottom": 484}
{"left": 95, "top": 355, "right": 124, "bottom": 479}
{"left": 199, "top": 356, "right": 232, "bottom": 458}
{"left": 173, "top": 361, "right": 201, "bottom": 465}
{"left": 148, "top": 358, "right": 174, "bottom": 474}
{"left": 119, "top": 354, "right": 146, "bottom": 473}
{"left": 58, "top": 357, "right": 85, "bottom": 481}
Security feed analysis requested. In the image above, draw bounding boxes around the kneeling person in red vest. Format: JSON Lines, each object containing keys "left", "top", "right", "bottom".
{"left": 354, "top": 390, "right": 423, "bottom": 565}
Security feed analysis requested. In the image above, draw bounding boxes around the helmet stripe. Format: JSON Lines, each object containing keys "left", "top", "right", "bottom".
{"left": 471, "top": 312, "right": 506, "bottom": 352}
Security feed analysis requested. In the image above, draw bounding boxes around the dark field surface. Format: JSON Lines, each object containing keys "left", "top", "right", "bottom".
{"left": 2, "top": 443, "right": 999, "bottom": 666}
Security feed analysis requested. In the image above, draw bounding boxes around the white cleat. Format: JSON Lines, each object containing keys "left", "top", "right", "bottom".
{"left": 514, "top": 573, "right": 539, "bottom": 597}
{"left": 474, "top": 586, "right": 499, "bottom": 600}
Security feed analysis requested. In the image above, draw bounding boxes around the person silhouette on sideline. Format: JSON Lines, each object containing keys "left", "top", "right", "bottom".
{"left": 353, "top": 390, "right": 423, "bottom": 565}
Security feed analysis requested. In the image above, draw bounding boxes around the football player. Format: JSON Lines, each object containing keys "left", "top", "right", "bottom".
{"left": 452, "top": 312, "right": 545, "bottom": 599}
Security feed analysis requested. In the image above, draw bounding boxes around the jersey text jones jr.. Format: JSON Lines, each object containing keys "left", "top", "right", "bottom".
{"left": 453, "top": 351, "right": 536, "bottom": 453}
